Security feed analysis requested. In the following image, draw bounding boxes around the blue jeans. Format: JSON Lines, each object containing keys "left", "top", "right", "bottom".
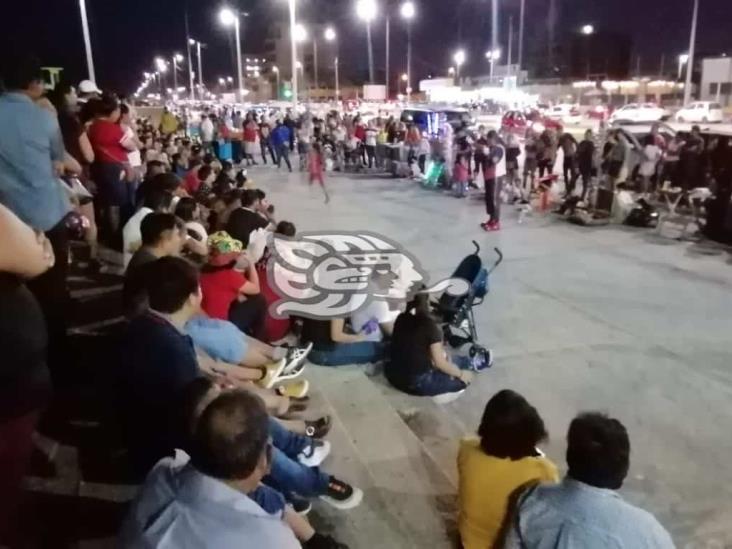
{"left": 265, "top": 418, "right": 329, "bottom": 498}
{"left": 249, "top": 484, "right": 286, "bottom": 516}
{"left": 389, "top": 355, "right": 471, "bottom": 397}
{"left": 308, "top": 342, "right": 385, "bottom": 367}
{"left": 276, "top": 144, "right": 292, "bottom": 171}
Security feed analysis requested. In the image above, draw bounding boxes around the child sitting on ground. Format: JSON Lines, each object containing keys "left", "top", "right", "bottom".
{"left": 453, "top": 155, "right": 470, "bottom": 198}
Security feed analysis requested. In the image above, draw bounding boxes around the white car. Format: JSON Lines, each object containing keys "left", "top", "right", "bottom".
{"left": 546, "top": 103, "right": 581, "bottom": 122}
{"left": 609, "top": 103, "right": 670, "bottom": 123}
{"left": 674, "top": 101, "right": 724, "bottom": 123}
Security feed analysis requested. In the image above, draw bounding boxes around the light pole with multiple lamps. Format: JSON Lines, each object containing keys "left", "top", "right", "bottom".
{"left": 172, "top": 53, "right": 184, "bottom": 94}
{"left": 356, "top": 0, "right": 377, "bottom": 84}
{"left": 324, "top": 27, "right": 339, "bottom": 101}
{"left": 188, "top": 38, "right": 205, "bottom": 99}
{"left": 400, "top": 1, "right": 415, "bottom": 101}
{"left": 581, "top": 24, "right": 594, "bottom": 78}
{"left": 219, "top": 7, "right": 245, "bottom": 102}
{"left": 453, "top": 49, "right": 465, "bottom": 82}
{"left": 485, "top": 48, "right": 501, "bottom": 82}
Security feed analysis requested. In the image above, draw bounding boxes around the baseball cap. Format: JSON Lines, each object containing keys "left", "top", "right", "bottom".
{"left": 78, "top": 79, "right": 101, "bottom": 95}
{"left": 207, "top": 231, "right": 243, "bottom": 266}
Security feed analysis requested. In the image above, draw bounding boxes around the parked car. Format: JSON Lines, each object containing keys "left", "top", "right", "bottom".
{"left": 546, "top": 103, "right": 581, "bottom": 122}
{"left": 610, "top": 123, "right": 677, "bottom": 182}
{"left": 674, "top": 101, "right": 724, "bottom": 123}
{"left": 587, "top": 104, "right": 613, "bottom": 121}
{"left": 609, "top": 103, "right": 670, "bottom": 124}
{"left": 501, "top": 109, "right": 563, "bottom": 136}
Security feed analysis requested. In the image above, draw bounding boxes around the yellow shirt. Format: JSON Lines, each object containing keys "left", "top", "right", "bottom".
{"left": 457, "top": 437, "right": 559, "bottom": 549}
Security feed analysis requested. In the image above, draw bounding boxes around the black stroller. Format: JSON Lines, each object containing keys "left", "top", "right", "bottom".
{"left": 432, "top": 241, "right": 503, "bottom": 367}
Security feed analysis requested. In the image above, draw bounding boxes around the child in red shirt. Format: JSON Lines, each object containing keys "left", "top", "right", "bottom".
{"left": 308, "top": 141, "right": 330, "bottom": 204}
{"left": 199, "top": 231, "right": 265, "bottom": 335}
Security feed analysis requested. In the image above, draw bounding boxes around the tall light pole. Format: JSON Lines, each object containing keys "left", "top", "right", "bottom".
{"left": 189, "top": 39, "right": 205, "bottom": 99}
{"left": 155, "top": 57, "right": 168, "bottom": 95}
{"left": 683, "top": 0, "right": 699, "bottom": 105}
{"left": 400, "top": 1, "right": 415, "bottom": 101}
{"left": 185, "top": 4, "right": 194, "bottom": 100}
{"left": 287, "top": 0, "right": 298, "bottom": 108}
{"left": 518, "top": 0, "right": 525, "bottom": 72}
{"left": 220, "top": 7, "right": 244, "bottom": 102}
{"left": 78, "top": 0, "right": 96, "bottom": 81}
{"left": 272, "top": 66, "right": 280, "bottom": 99}
{"left": 172, "top": 53, "right": 184, "bottom": 96}
{"left": 491, "top": 0, "right": 499, "bottom": 80}
{"left": 581, "top": 24, "right": 594, "bottom": 78}
{"left": 294, "top": 24, "right": 308, "bottom": 97}
{"left": 385, "top": 15, "right": 390, "bottom": 98}
{"left": 678, "top": 54, "right": 689, "bottom": 81}
{"left": 356, "top": 0, "right": 378, "bottom": 84}
{"left": 486, "top": 49, "right": 501, "bottom": 82}
{"left": 453, "top": 49, "right": 465, "bottom": 82}
{"left": 324, "top": 27, "right": 339, "bottom": 101}
{"left": 312, "top": 35, "right": 319, "bottom": 90}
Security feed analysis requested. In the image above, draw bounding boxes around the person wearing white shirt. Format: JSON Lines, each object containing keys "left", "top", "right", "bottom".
{"left": 200, "top": 114, "right": 215, "bottom": 153}
{"left": 639, "top": 135, "right": 662, "bottom": 195}
{"left": 122, "top": 189, "right": 173, "bottom": 269}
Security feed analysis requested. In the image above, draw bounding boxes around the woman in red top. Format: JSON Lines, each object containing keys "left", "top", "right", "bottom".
{"left": 87, "top": 95, "right": 135, "bottom": 236}
{"left": 200, "top": 231, "right": 266, "bottom": 336}
{"left": 243, "top": 114, "right": 260, "bottom": 167}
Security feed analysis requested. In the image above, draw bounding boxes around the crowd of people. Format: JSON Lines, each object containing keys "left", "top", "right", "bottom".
{"left": 0, "top": 53, "right": 679, "bottom": 548}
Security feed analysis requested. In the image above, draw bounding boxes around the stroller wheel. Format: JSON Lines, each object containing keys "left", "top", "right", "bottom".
{"left": 470, "top": 345, "right": 494, "bottom": 371}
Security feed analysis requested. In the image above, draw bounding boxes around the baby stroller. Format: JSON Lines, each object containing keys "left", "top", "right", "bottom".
{"left": 432, "top": 241, "right": 503, "bottom": 367}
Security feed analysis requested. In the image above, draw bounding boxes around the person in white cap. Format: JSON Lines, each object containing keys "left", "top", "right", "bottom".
{"left": 77, "top": 79, "right": 101, "bottom": 103}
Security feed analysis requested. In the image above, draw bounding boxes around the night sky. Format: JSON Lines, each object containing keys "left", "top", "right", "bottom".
{"left": 1, "top": 0, "right": 729, "bottom": 93}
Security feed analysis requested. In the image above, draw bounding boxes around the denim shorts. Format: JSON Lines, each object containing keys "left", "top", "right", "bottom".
{"left": 184, "top": 316, "right": 248, "bottom": 364}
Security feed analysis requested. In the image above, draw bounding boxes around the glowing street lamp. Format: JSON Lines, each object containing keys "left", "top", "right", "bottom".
{"left": 485, "top": 48, "right": 501, "bottom": 80}
{"left": 678, "top": 53, "right": 689, "bottom": 80}
{"left": 172, "top": 53, "right": 184, "bottom": 94}
{"left": 324, "top": 27, "right": 340, "bottom": 100}
{"left": 581, "top": 24, "right": 594, "bottom": 35}
{"left": 219, "top": 7, "right": 244, "bottom": 101}
{"left": 400, "top": 1, "right": 415, "bottom": 100}
{"left": 356, "top": 0, "right": 378, "bottom": 83}
{"left": 453, "top": 49, "right": 466, "bottom": 80}
{"left": 294, "top": 23, "right": 308, "bottom": 43}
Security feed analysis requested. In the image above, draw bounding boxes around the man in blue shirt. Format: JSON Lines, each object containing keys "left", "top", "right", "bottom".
{"left": 505, "top": 412, "right": 675, "bottom": 548}
{"left": 271, "top": 120, "right": 293, "bottom": 172}
{"left": 0, "top": 54, "right": 72, "bottom": 385}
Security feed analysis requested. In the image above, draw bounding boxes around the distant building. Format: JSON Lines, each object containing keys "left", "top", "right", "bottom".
{"left": 701, "top": 56, "right": 732, "bottom": 106}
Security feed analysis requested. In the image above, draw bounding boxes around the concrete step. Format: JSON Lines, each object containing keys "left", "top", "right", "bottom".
{"left": 304, "top": 365, "right": 459, "bottom": 549}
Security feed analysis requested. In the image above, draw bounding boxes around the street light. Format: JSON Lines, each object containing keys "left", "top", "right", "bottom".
{"left": 286, "top": 0, "right": 298, "bottom": 108}
{"left": 78, "top": 0, "right": 96, "bottom": 81}
{"left": 172, "top": 53, "right": 184, "bottom": 96}
{"left": 219, "top": 7, "right": 244, "bottom": 102}
{"left": 453, "top": 49, "right": 466, "bottom": 81}
{"left": 581, "top": 24, "right": 594, "bottom": 35}
{"left": 356, "top": 0, "right": 378, "bottom": 83}
{"left": 678, "top": 53, "right": 689, "bottom": 80}
{"left": 189, "top": 38, "right": 205, "bottom": 100}
{"left": 400, "top": 1, "right": 415, "bottom": 101}
{"left": 324, "top": 27, "right": 340, "bottom": 101}
{"left": 580, "top": 25, "right": 594, "bottom": 77}
{"left": 485, "top": 48, "right": 501, "bottom": 81}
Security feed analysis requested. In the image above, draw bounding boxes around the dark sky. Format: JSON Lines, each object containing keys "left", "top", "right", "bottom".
{"left": 1, "top": 0, "right": 729, "bottom": 93}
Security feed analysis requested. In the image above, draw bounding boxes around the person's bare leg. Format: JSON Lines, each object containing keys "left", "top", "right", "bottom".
{"left": 240, "top": 345, "right": 274, "bottom": 368}
{"left": 244, "top": 334, "right": 276, "bottom": 357}
{"left": 79, "top": 202, "right": 98, "bottom": 260}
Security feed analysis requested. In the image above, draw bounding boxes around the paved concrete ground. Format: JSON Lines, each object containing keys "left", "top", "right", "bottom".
{"left": 256, "top": 166, "right": 732, "bottom": 549}
{"left": 21, "top": 165, "right": 732, "bottom": 548}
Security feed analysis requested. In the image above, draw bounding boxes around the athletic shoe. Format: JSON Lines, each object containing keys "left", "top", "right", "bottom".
{"left": 256, "top": 358, "right": 286, "bottom": 389}
{"left": 276, "top": 379, "right": 310, "bottom": 399}
{"left": 305, "top": 415, "right": 332, "bottom": 439}
{"left": 290, "top": 496, "right": 312, "bottom": 516}
{"left": 320, "top": 477, "right": 363, "bottom": 510}
{"left": 472, "top": 348, "right": 494, "bottom": 372}
{"left": 479, "top": 220, "right": 492, "bottom": 230}
{"left": 298, "top": 440, "right": 331, "bottom": 467}
{"left": 283, "top": 343, "right": 313, "bottom": 375}
{"left": 277, "top": 360, "right": 306, "bottom": 382}
{"left": 432, "top": 389, "right": 466, "bottom": 405}
{"left": 482, "top": 220, "right": 501, "bottom": 232}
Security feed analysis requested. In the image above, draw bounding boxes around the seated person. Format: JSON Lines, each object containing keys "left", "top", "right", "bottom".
{"left": 175, "top": 197, "right": 208, "bottom": 257}
{"left": 135, "top": 167, "right": 180, "bottom": 207}
{"left": 225, "top": 189, "right": 270, "bottom": 247}
{"left": 122, "top": 187, "right": 173, "bottom": 269}
{"left": 504, "top": 413, "right": 674, "bottom": 548}
{"left": 256, "top": 221, "right": 296, "bottom": 343}
{"left": 199, "top": 231, "right": 265, "bottom": 336}
{"left": 458, "top": 390, "right": 558, "bottom": 549}
{"left": 349, "top": 271, "right": 401, "bottom": 342}
{"left": 385, "top": 292, "right": 474, "bottom": 402}
{"left": 123, "top": 213, "right": 186, "bottom": 319}
{"left": 117, "top": 257, "right": 204, "bottom": 474}
{"left": 120, "top": 388, "right": 330, "bottom": 548}
{"left": 300, "top": 316, "right": 385, "bottom": 367}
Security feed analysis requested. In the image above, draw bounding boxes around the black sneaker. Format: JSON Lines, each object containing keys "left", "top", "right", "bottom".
{"left": 289, "top": 496, "right": 312, "bottom": 516}
{"left": 303, "top": 533, "right": 350, "bottom": 549}
{"left": 319, "top": 477, "right": 363, "bottom": 510}
{"left": 305, "top": 415, "right": 332, "bottom": 439}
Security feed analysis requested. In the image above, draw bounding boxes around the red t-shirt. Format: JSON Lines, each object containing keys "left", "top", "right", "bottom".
{"left": 184, "top": 169, "right": 201, "bottom": 195}
{"left": 243, "top": 123, "right": 258, "bottom": 143}
{"left": 88, "top": 120, "right": 128, "bottom": 163}
{"left": 200, "top": 268, "right": 247, "bottom": 320}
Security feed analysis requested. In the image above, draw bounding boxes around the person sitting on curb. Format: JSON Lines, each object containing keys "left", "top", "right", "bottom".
{"left": 504, "top": 412, "right": 674, "bottom": 548}
{"left": 458, "top": 390, "right": 558, "bottom": 549}
{"left": 120, "top": 387, "right": 348, "bottom": 548}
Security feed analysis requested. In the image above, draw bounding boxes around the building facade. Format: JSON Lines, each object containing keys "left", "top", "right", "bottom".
{"left": 701, "top": 57, "right": 732, "bottom": 106}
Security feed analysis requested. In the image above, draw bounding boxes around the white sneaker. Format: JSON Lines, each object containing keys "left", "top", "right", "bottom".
{"left": 297, "top": 440, "right": 331, "bottom": 467}
{"left": 277, "top": 360, "right": 306, "bottom": 382}
{"left": 283, "top": 342, "right": 313, "bottom": 375}
{"left": 432, "top": 389, "right": 466, "bottom": 405}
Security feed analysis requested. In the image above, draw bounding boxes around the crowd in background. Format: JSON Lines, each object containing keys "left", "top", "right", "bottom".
{"left": 0, "top": 52, "right": 682, "bottom": 548}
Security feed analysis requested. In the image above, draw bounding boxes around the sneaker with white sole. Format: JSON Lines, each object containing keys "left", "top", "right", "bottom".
{"left": 319, "top": 477, "right": 363, "bottom": 510}
{"left": 297, "top": 440, "right": 331, "bottom": 467}
{"left": 276, "top": 379, "right": 310, "bottom": 399}
{"left": 283, "top": 343, "right": 313, "bottom": 375}
{"left": 276, "top": 359, "right": 306, "bottom": 382}
{"left": 432, "top": 389, "right": 466, "bottom": 405}
{"left": 256, "top": 358, "right": 287, "bottom": 389}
